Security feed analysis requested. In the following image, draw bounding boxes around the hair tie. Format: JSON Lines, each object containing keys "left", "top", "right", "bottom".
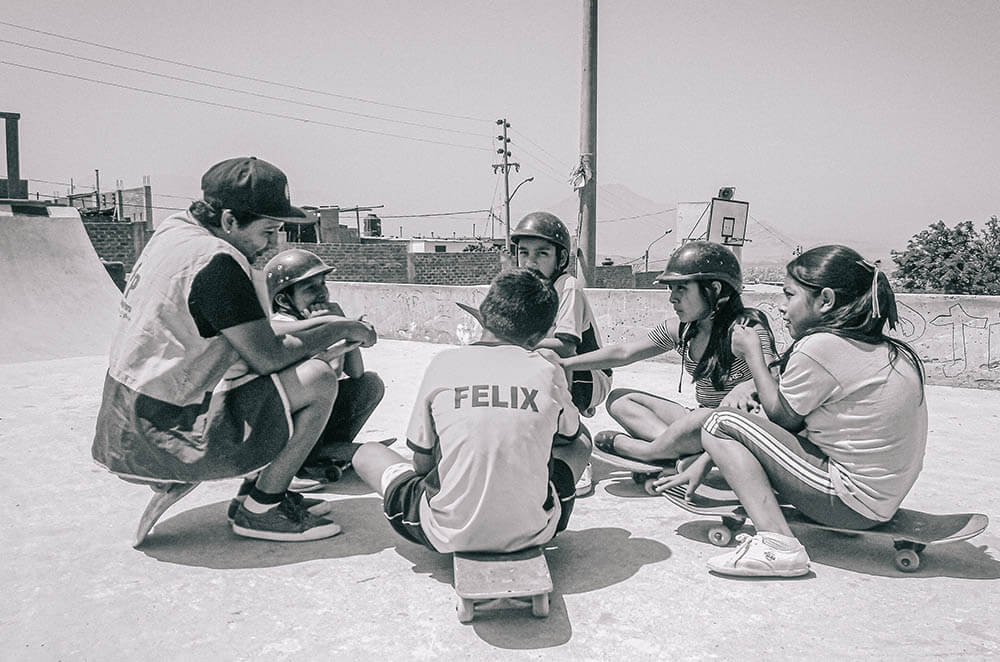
{"left": 857, "top": 259, "right": 881, "bottom": 319}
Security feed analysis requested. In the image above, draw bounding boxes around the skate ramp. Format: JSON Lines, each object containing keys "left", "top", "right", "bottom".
{"left": 0, "top": 201, "right": 121, "bottom": 364}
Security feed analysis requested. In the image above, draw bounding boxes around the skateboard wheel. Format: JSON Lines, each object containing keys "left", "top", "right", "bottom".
{"left": 643, "top": 478, "right": 659, "bottom": 496}
{"left": 894, "top": 549, "right": 920, "bottom": 572}
{"left": 708, "top": 526, "right": 733, "bottom": 546}
{"left": 532, "top": 593, "right": 549, "bottom": 618}
{"left": 324, "top": 464, "right": 344, "bottom": 482}
{"left": 457, "top": 597, "right": 475, "bottom": 623}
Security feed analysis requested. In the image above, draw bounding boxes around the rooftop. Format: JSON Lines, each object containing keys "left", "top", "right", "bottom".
{"left": 3, "top": 339, "right": 998, "bottom": 660}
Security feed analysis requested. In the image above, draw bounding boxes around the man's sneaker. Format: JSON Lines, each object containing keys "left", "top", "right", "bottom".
{"left": 575, "top": 462, "right": 594, "bottom": 497}
{"left": 706, "top": 533, "right": 810, "bottom": 577}
{"left": 231, "top": 497, "right": 342, "bottom": 542}
{"left": 227, "top": 490, "right": 335, "bottom": 522}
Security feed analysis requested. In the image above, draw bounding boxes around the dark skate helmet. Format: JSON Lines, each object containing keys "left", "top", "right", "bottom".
{"left": 655, "top": 241, "right": 742, "bottom": 291}
{"left": 510, "top": 212, "right": 571, "bottom": 252}
{"left": 264, "top": 248, "right": 335, "bottom": 303}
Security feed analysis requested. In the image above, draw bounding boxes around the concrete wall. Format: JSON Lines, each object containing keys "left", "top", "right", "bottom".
{"left": 327, "top": 282, "right": 1000, "bottom": 390}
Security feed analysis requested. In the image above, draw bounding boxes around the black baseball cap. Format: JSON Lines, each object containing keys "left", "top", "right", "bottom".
{"left": 201, "top": 156, "right": 307, "bottom": 221}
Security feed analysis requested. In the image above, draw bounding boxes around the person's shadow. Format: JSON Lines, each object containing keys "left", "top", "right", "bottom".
{"left": 670, "top": 518, "right": 1000, "bottom": 580}
{"left": 139, "top": 494, "right": 399, "bottom": 568}
{"left": 394, "top": 526, "right": 672, "bottom": 649}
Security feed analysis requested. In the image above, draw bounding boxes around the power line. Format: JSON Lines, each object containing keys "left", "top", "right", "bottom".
{"left": 598, "top": 207, "right": 677, "bottom": 224}
{"left": 0, "top": 38, "right": 489, "bottom": 138}
{"left": 510, "top": 128, "right": 574, "bottom": 172}
{"left": 0, "top": 19, "right": 492, "bottom": 123}
{"left": 381, "top": 209, "right": 490, "bottom": 219}
{"left": 0, "top": 60, "right": 493, "bottom": 152}
{"left": 749, "top": 214, "right": 798, "bottom": 249}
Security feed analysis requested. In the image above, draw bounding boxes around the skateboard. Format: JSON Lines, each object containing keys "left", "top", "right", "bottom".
{"left": 591, "top": 447, "right": 677, "bottom": 494}
{"left": 452, "top": 546, "right": 552, "bottom": 622}
{"left": 307, "top": 437, "right": 396, "bottom": 482}
{"left": 661, "top": 484, "right": 990, "bottom": 572}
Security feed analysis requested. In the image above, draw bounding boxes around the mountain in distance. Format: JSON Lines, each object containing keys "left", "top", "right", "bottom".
{"left": 543, "top": 183, "right": 895, "bottom": 270}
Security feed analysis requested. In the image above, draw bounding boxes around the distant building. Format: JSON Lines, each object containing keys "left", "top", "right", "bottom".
{"left": 57, "top": 181, "right": 154, "bottom": 230}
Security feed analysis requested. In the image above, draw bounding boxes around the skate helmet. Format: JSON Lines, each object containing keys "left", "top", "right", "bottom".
{"left": 510, "top": 212, "right": 571, "bottom": 252}
{"left": 655, "top": 241, "right": 741, "bottom": 291}
{"left": 264, "top": 249, "right": 335, "bottom": 303}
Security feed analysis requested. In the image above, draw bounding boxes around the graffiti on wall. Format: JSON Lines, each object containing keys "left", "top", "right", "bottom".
{"left": 752, "top": 297, "right": 1000, "bottom": 385}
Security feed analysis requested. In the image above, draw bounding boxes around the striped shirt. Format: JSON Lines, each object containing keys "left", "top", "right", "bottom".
{"left": 648, "top": 321, "right": 775, "bottom": 408}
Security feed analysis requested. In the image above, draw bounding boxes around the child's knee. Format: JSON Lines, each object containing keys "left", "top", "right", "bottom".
{"left": 605, "top": 388, "right": 629, "bottom": 409}
{"left": 360, "top": 371, "right": 386, "bottom": 401}
{"left": 303, "top": 360, "right": 341, "bottom": 404}
{"left": 353, "top": 443, "right": 408, "bottom": 493}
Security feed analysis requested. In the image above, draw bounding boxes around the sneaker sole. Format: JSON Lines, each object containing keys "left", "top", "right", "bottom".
{"left": 227, "top": 496, "right": 337, "bottom": 522}
{"left": 231, "top": 520, "right": 343, "bottom": 542}
{"left": 706, "top": 562, "right": 810, "bottom": 578}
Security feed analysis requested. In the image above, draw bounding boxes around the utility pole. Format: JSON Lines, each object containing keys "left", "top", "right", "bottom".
{"left": 578, "top": 0, "right": 598, "bottom": 285}
{"left": 493, "top": 118, "right": 519, "bottom": 252}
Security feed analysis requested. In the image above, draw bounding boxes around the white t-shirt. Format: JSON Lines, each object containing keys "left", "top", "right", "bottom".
{"left": 550, "top": 272, "right": 612, "bottom": 411}
{"left": 779, "top": 333, "right": 927, "bottom": 521}
{"left": 407, "top": 343, "right": 580, "bottom": 553}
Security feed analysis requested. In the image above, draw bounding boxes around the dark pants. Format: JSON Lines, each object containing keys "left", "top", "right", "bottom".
{"left": 304, "top": 371, "right": 385, "bottom": 466}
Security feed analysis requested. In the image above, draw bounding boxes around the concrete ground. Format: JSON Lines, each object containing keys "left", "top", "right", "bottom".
{"left": 2, "top": 339, "right": 999, "bottom": 661}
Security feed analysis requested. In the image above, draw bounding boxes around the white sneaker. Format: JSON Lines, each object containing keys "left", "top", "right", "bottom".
{"left": 575, "top": 462, "right": 594, "bottom": 497}
{"left": 707, "top": 533, "right": 810, "bottom": 577}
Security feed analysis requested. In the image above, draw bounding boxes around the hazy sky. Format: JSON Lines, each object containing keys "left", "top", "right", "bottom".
{"left": 3, "top": 1, "right": 998, "bottom": 260}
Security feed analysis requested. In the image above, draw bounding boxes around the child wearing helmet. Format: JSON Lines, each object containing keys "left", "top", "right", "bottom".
{"left": 223, "top": 248, "right": 385, "bottom": 496}
{"left": 353, "top": 268, "right": 590, "bottom": 554}
{"left": 511, "top": 211, "right": 610, "bottom": 496}
{"left": 265, "top": 249, "right": 387, "bottom": 486}
{"left": 659, "top": 245, "right": 927, "bottom": 577}
{"left": 560, "top": 240, "right": 776, "bottom": 466}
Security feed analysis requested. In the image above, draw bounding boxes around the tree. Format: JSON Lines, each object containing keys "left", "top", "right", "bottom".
{"left": 891, "top": 217, "right": 1000, "bottom": 294}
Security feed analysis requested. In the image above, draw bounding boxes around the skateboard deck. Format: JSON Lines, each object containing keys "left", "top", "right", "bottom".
{"left": 453, "top": 546, "right": 552, "bottom": 622}
{"left": 592, "top": 447, "right": 676, "bottom": 492}
{"left": 661, "top": 485, "right": 989, "bottom": 572}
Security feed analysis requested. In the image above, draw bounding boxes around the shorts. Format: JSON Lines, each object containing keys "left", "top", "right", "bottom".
{"left": 380, "top": 458, "right": 577, "bottom": 552}
{"left": 571, "top": 368, "right": 612, "bottom": 415}
{"left": 92, "top": 372, "right": 292, "bottom": 483}
{"left": 703, "top": 408, "right": 882, "bottom": 529}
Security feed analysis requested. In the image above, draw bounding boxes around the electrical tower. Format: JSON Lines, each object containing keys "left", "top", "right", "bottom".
{"left": 492, "top": 118, "right": 520, "bottom": 252}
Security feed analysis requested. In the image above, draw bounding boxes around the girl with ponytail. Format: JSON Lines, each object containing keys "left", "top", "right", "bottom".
{"left": 660, "top": 245, "right": 927, "bottom": 578}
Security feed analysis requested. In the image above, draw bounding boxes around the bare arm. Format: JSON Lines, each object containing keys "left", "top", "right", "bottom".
{"left": 560, "top": 336, "right": 664, "bottom": 372}
{"left": 534, "top": 334, "right": 579, "bottom": 358}
{"left": 317, "top": 302, "right": 366, "bottom": 378}
{"left": 731, "top": 325, "right": 803, "bottom": 430}
{"left": 222, "top": 316, "right": 375, "bottom": 376}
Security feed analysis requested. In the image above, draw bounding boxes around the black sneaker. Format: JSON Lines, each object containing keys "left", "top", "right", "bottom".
{"left": 231, "top": 496, "right": 341, "bottom": 542}
{"left": 227, "top": 490, "right": 335, "bottom": 522}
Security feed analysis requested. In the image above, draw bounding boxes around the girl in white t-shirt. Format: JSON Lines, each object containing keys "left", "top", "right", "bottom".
{"left": 660, "top": 245, "right": 927, "bottom": 578}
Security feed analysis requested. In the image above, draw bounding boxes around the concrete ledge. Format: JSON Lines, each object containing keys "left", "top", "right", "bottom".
{"left": 327, "top": 282, "right": 1000, "bottom": 390}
